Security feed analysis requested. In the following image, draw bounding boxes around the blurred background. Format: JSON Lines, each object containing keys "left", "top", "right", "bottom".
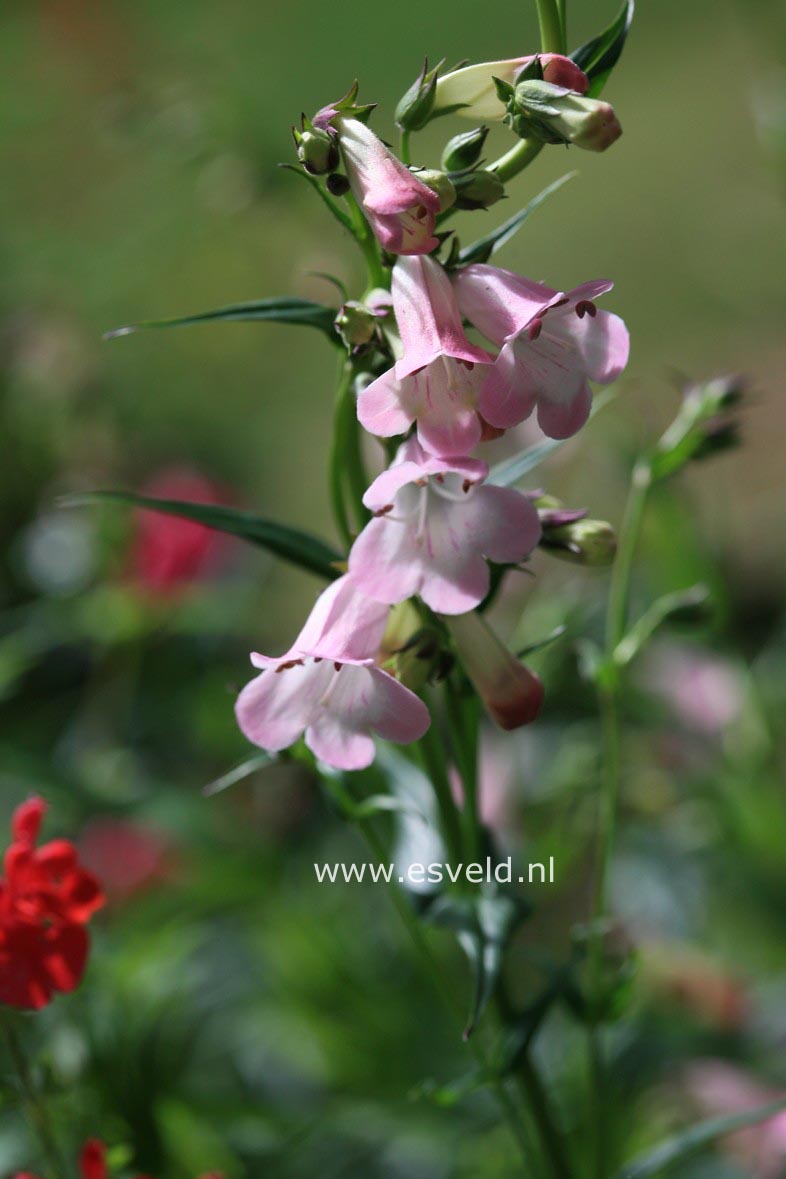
{"left": 1, "top": 0, "right": 785, "bottom": 1175}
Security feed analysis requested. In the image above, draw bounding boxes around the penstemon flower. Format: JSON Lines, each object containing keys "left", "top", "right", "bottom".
{"left": 348, "top": 436, "right": 541, "bottom": 613}
{"left": 358, "top": 255, "right": 493, "bottom": 456}
{"left": 454, "top": 264, "right": 630, "bottom": 438}
{"left": 235, "top": 576, "right": 430, "bottom": 770}
{"left": 446, "top": 612, "right": 543, "bottom": 729}
{"left": 329, "top": 115, "right": 441, "bottom": 255}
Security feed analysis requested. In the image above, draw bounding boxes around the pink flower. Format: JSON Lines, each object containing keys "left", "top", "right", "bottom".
{"left": 348, "top": 437, "right": 540, "bottom": 614}
{"left": 684, "top": 1061, "right": 786, "bottom": 1178}
{"left": 235, "top": 576, "right": 429, "bottom": 771}
{"left": 358, "top": 256, "right": 493, "bottom": 456}
{"left": 334, "top": 117, "right": 441, "bottom": 255}
{"left": 454, "top": 265, "right": 629, "bottom": 439}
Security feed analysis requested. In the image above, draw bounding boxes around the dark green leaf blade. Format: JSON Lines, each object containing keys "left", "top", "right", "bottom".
{"left": 63, "top": 491, "right": 343, "bottom": 580}
{"left": 428, "top": 892, "right": 528, "bottom": 1038}
{"left": 457, "top": 172, "right": 576, "bottom": 267}
{"left": 488, "top": 388, "right": 618, "bottom": 488}
{"left": 105, "top": 296, "right": 340, "bottom": 344}
{"left": 570, "top": 0, "right": 635, "bottom": 97}
{"left": 616, "top": 1098, "right": 786, "bottom": 1178}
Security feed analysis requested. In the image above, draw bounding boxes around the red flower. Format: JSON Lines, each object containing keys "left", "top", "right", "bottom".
{"left": 14, "top": 1137, "right": 224, "bottom": 1178}
{"left": 0, "top": 798, "right": 104, "bottom": 1010}
{"left": 129, "top": 467, "right": 229, "bottom": 598}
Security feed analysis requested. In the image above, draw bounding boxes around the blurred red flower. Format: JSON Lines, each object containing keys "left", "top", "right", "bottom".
{"left": 14, "top": 1137, "right": 223, "bottom": 1179}
{"left": 79, "top": 818, "right": 173, "bottom": 905}
{"left": 0, "top": 797, "right": 104, "bottom": 1010}
{"left": 129, "top": 467, "right": 229, "bottom": 597}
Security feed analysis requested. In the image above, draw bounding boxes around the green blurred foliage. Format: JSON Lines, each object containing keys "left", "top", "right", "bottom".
{"left": 1, "top": 0, "right": 785, "bottom": 1175}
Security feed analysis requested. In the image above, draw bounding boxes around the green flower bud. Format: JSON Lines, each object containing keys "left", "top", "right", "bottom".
{"left": 334, "top": 301, "right": 379, "bottom": 350}
{"left": 452, "top": 168, "right": 505, "bottom": 210}
{"left": 542, "top": 517, "right": 617, "bottom": 566}
{"left": 381, "top": 602, "right": 450, "bottom": 690}
{"left": 395, "top": 57, "right": 443, "bottom": 131}
{"left": 507, "top": 80, "right": 622, "bottom": 153}
{"left": 414, "top": 168, "right": 456, "bottom": 212}
{"left": 293, "top": 126, "right": 339, "bottom": 175}
{"left": 441, "top": 126, "right": 489, "bottom": 172}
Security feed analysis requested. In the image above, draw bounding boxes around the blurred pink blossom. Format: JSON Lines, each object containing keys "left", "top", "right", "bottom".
{"left": 684, "top": 1060, "right": 786, "bottom": 1178}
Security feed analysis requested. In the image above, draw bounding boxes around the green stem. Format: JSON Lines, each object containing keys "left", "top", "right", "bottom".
{"left": 490, "top": 139, "right": 544, "bottom": 184}
{"left": 445, "top": 683, "right": 482, "bottom": 863}
{"left": 536, "top": 0, "right": 567, "bottom": 53}
{"left": 555, "top": 0, "right": 567, "bottom": 47}
{"left": 399, "top": 128, "right": 412, "bottom": 166}
{"left": 496, "top": 991, "right": 574, "bottom": 1179}
{"left": 327, "top": 361, "right": 355, "bottom": 549}
{"left": 588, "top": 457, "right": 652, "bottom": 1179}
{"left": 344, "top": 191, "right": 387, "bottom": 291}
{"left": 3, "top": 1021, "right": 65, "bottom": 1179}
{"left": 355, "top": 817, "right": 534, "bottom": 1172}
{"left": 416, "top": 721, "right": 464, "bottom": 867}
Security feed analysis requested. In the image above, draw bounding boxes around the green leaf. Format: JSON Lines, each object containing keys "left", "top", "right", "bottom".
{"left": 570, "top": 0, "right": 635, "bottom": 97}
{"left": 63, "top": 491, "right": 344, "bottom": 580}
{"left": 456, "top": 171, "right": 576, "bottom": 266}
{"left": 615, "top": 1098, "right": 786, "bottom": 1178}
{"left": 104, "top": 296, "right": 340, "bottom": 344}
{"left": 428, "top": 892, "right": 528, "bottom": 1038}
{"left": 488, "top": 387, "right": 618, "bottom": 488}
{"left": 203, "top": 753, "right": 275, "bottom": 798}
{"left": 613, "top": 584, "right": 711, "bottom": 668}
{"left": 516, "top": 625, "right": 567, "bottom": 659}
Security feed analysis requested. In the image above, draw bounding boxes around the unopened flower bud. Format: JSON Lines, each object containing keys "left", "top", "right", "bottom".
{"left": 434, "top": 54, "right": 588, "bottom": 121}
{"left": 446, "top": 612, "right": 543, "bottom": 730}
{"left": 380, "top": 601, "right": 450, "bottom": 690}
{"left": 415, "top": 168, "right": 456, "bottom": 212}
{"left": 508, "top": 81, "right": 622, "bottom": 152}
{"left": 334, "top": 300, "right": 382, "bottom": 351}
{"left": 395, "top": 57, "right": 443, "bottom": 131}
{"left": 541, "top": 516, "right": 617, "bottom": 566}
{"left": 452, "top": 168, "right": 505, "bottom": 210}
{"left": 441, "top": 126, "right": 489, "bottom": 172}
{"left": 293, "top": 126, "right": 340, "bottom": 175}
{"left": 653, "top": 374, "right": 747, "bottom": 479}
{"left": 325, "top": 172, "right": 350, "bottom": 196}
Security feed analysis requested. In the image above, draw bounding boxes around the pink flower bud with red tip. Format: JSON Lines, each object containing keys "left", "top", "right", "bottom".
{"left": 445, "top": 612, "right": 543, "bottom": 730}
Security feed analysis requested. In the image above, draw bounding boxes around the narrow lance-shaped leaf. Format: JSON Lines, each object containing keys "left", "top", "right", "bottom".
{"left": 428, "top": 892, "right": 529, "bottom": 1038}
{"left": 63, "top": 491, "right": 344, "bottom": 581}
{"left": 615, "top": 1098, "right": 786, "bottom": 1179}
{"left": 105, "top": 296, "right": 341, "bottom": 345}
{"left": 456, "top": 171, "right": 576, "bottom": 267}
{"left": 488, "top": 388, "right": 618, "bottom": 488}
{"left": 570, "top": 0, "right": 635, "bottom": 98}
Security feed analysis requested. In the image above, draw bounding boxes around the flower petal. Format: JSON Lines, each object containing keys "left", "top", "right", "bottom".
{"left": 235, "top": 659, "right": 332, "bottom": 753}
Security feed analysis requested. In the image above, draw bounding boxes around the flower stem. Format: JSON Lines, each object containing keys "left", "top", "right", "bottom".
{"left": 399, "top": 128, "right": 412, "bottom": 166}
{"left": 416, "top": 720, "right": 465, "bottom": 867}
{"left": 343, "top": 191, "right": 387, "bottom": 291}
{"left": 444, "top": 683, "right": 482, "bottom": 863}
{"left": 588, "top": 457, "right": 652, "bottom": 1179}
{"left": 536, "top": 0, "right": 567, "bottom": 53}
{"left": 328, "top": 361, "right": 356, "bottom": 549}
{"left": 3, "top": 1020, "right": 65, "bottom": 1179}
{"left": 355, "top": 816, "right": 535, "bottom": 1172}
{"left": 490, "top": 139, "right": 544, "bottom": 184}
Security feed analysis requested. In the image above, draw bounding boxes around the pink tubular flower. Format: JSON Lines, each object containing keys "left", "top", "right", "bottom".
{"left": 446, "top": 612, "right": 543, "bottom": 729}
{"left": 453, "top": 265, "right": 630, "bottom": 439}
{"left": 235, "top": 575, "right": 429, "bottom": 771}
{"left": 334, "top": 116, "right": 440, "bottom": 255}
{"left": 434, "top": 53, "right": 589, "bottom": 120}
{"left": 348, "top": 437, "right": 540, "bottom": 614}
{"left": 358, "top": 256, "right": 493, "bottom": 456}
